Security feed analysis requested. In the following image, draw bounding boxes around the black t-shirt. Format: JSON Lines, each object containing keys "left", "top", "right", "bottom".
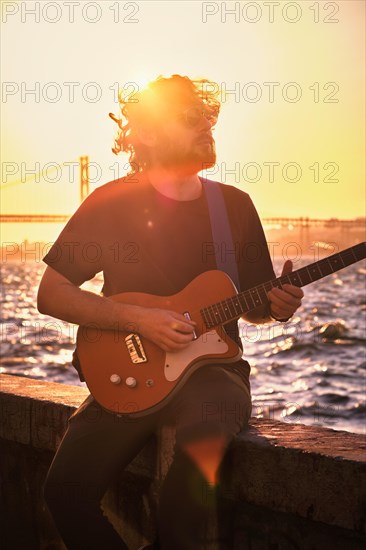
{"left": 43, "top": 173, "right": 275, "bottom": 382}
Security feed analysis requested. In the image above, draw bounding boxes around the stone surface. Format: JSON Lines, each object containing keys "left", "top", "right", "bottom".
{"left": 230, "top": 423, "right": 366, "bottom": 532}
{"left": 1, "top": 373, "right": 366, "bottom": 550}
{"left": 0, "top": 374, "right": 88, "bottom": 451}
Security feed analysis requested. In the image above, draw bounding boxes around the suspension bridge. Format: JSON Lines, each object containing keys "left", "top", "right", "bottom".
{"left": 1, "top": 156, "right": 365, "bottom": 231}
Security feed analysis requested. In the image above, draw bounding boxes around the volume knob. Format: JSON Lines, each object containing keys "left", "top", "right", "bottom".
{"left": 125, "top": 377, "right": 137, "bottom": 388}
{"left": 110, "top": 374, "right": 121, "bottom": 385}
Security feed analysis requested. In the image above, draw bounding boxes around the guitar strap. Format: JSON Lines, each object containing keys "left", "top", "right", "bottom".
{"left": 202, "top": 177, "right": 241, "bottom": 291}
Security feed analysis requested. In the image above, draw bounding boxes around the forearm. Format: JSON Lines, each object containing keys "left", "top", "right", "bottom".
{"left": 38, "top": 283, "right": 143, "bottom": 331}
{"left": 37, "top": 269, "right": 196, "bottom": 352}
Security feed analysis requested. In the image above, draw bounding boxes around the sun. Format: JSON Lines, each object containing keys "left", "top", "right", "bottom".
{"left": 134, "top": 74, "right": 152, "bottom": 90}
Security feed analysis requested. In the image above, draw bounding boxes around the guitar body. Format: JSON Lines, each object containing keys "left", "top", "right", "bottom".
{"left": 75, "top": 241, "right": 366, "bottom": 416}
{"left": 76, "top": 270, "right": 242, "bottom": 416}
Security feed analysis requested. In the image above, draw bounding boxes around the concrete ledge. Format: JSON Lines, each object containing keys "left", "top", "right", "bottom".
{"left": 0, "top": 374, "right": 173, "bottom": 481}
{"left": 1, "top": 373, "right": 366, "bottom": 550}
{"left": 232, "top": 422, "right": 366, "bottom": 531}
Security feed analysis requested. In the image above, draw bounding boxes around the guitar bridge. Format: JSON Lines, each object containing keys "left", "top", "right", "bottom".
{"left": 125, "top": 333, "right": 147, "bottom": 364}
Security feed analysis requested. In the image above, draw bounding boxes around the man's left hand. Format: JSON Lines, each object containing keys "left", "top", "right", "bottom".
{"left": 267, "top": 260, "right": 304, "bottom": 321}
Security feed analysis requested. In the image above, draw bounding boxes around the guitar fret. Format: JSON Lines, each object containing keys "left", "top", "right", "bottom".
{"left": 325, "top": 258, "right": 337, "bottom": 275}
{"left": 328, "top": 256, "right": 344, "bottom": 271}
{"left": 201, "top": 308, "right": 212, "bottom": 328}
{"left": 227, "top": 297, "right": 240, "bottom": 318}
{"left": 263, "top": 281, "right": 274, "bottom": 293}
{"left": 209, "top": 304, "right": 223, "bottom": 325}
{"left": 307, "top": 263, "right": 323, "bottom": 281}
{"left": 317, "top": 257, "right": 335, "bottom": 276}
{"left": 257, "top": 285, "right": 268, "bottom": 306}
{"left": 210, "top": 304, "right": 221, "bottom": 324}
{"left": 243, "top": 291, "right": 255, "bottom": 310}
{"left": 289, "top": 271, "right": 303, "bottom": 286}
{"left": 210, "top": 304, "right": 221, "bottom": 326}
{"left": 349, "top": 249, "right": 357, "bottom": 262}
{"left": 203, "top": 308, "right": 212, "bottom": 328}
{"left": 271, "top": 279, "right": 283, "bottom": 289}
{"left": 250, "top": 287, "right": 262, "bottom": 308}
{"left": 234, "top": 296, "right": 243, "bottom": 315}
{"left": 204, "top": 306, "right": 216, "bottom": 328}
{"left": 220, "top": 299, "right": 233, "bottom": 322}
{"left": 353, "top": 243, "right": 366, "bottom": 261}
{"left": 229, "top": 296, "right": 242, "bottom": 317}
{"left": 216, "top": 300, "right": 230, "bottom": 323}
{"left": 342, "top": 250, "right": 357, "bottom": 267}
{"left": 280, "top": 275, "right": 291, "bottom": 287}
{"left": 297, "top": 267, "right": 312, "bottom": 285}
{"left": 238, "top": 293, "right": 249, "bottom": 313}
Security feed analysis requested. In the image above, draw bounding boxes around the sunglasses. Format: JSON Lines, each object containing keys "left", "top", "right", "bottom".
{"left": 177, "top": 106, "right": 218, "bottom": 128}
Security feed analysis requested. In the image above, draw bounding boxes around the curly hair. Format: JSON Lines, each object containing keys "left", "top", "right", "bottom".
{"left": 109, "top": 75, "right": 221, "bottom": 175}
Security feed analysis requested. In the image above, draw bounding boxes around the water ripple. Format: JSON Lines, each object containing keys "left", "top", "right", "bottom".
{"left": 1, "top": 259, "right": 366, "bottom": 434}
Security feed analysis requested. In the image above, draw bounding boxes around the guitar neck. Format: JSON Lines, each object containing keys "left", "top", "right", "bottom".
{"left": 201, "top": 242, "right": 366, "bottom": 328}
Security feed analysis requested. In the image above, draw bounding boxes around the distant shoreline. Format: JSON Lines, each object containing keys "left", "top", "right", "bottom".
{"left": 1, "top": 225, "right": 365, "bottom": 265}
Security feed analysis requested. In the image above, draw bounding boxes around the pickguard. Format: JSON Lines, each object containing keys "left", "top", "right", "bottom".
{"left": 164, "top": 330, "right": 229, "bottom": 381}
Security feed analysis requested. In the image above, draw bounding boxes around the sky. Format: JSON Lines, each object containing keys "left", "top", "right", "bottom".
{"left": 1, "top": 0, "right": 365, "bottom": 243}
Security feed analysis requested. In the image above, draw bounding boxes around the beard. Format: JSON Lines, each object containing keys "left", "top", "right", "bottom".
{"left": 153, "top": 133, "right": 217, "bottom": 175}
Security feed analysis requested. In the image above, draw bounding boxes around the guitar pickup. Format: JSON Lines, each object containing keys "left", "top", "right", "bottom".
{"left": 184, "top": 312, "right": 198, "bottom": 340}
{"left": 125, "top": 333, "right": 147, "bottom": 364}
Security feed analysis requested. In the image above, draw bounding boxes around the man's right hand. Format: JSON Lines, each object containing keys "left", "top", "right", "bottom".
{"left": 132, "top": 307, "right": 196, "bottom": 352}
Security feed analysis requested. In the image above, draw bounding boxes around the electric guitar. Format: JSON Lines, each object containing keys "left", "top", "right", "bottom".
{"left": 76, "top": 242, "right": 366, "bottom": 417}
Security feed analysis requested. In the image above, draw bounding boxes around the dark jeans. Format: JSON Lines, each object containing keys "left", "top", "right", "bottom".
{"left": 43, "top": 365, "right": 252, "bottom": 550}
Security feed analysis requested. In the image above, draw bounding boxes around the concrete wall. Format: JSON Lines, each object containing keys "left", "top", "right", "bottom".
{"left": 0, "top": 373, "right": 365, "bottom": 550}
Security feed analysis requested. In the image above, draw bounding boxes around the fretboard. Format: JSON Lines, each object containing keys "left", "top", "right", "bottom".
{"left": 201, "top": 242, "right": 366, "bottom": 329}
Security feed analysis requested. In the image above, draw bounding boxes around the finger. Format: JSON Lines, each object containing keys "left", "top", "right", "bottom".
{"left": 268, "top": 286, "right": 303, "bottom": 302}
{"left": 267, "top": 288, "right": 302, "bottom": 309}
{"left": 169, "top": 321, "right": 196, "bottom": 334}
{"left": 168, "top": 329, "right": 195, "bottom": 343}
{"left": 281, "top": 259, "right": 293, "bottom": 277}
{"left": 171, "top": 311, "right": 197, "bottom": 326}
{"left": 282, "top": 284, "right": 304, "bottom": 299}
{"left": 170, "top": 316, "right": 197, "bottom": 334}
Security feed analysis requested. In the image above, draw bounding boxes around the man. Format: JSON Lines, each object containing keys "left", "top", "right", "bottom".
{"left": 38, "top": 75, "right": 303, "bottom": 549}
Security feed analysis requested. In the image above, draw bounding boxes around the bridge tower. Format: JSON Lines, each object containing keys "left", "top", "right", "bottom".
{"left": 80, "top": 156, "right": 89, "bottom": 203}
